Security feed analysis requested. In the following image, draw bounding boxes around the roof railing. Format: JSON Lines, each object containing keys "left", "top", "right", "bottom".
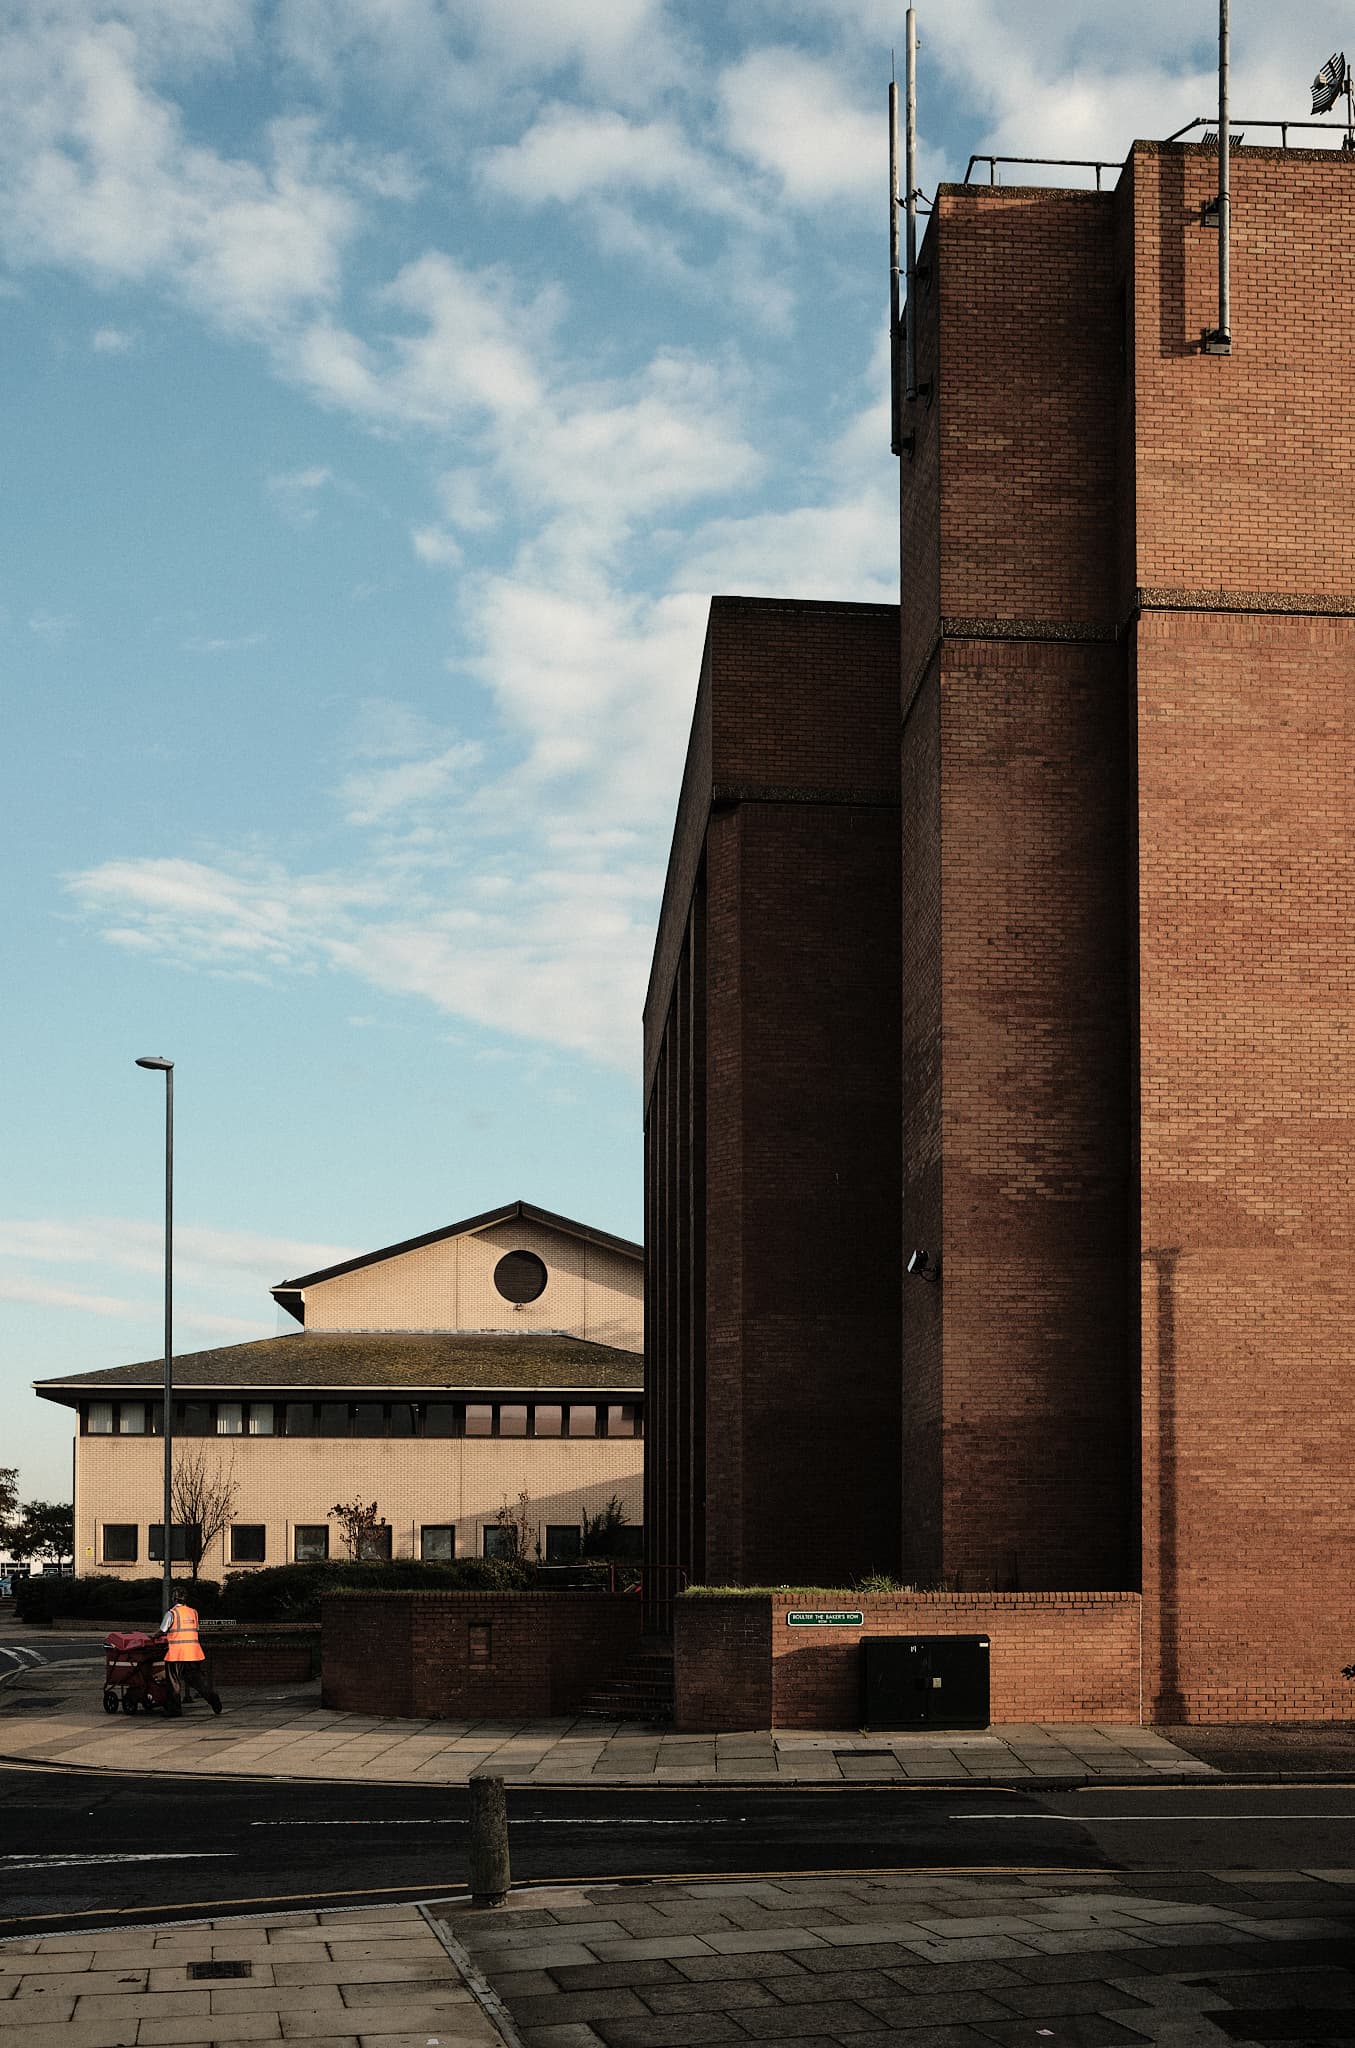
{"left": 963, "top": 155, "right": 1124, "bottom": 188}
{"left": 1165, "top": 115, "right": 1353, "bottom": 148}
{"left": 963, "top": 119, "right": 1354, "bottom": 191}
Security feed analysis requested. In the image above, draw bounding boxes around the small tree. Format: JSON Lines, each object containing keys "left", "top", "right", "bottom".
{"left": 581, "top": 1494, "right": 629, "bottom": 1559}
{"left": 329, "top": 1497, "right": 388, "bottom": 1560}
{"left": 493, "top": 1489, "right": 537, "bottom": 1561}
{"left": 10, "top": 1501, "right": 74, "bottom": 1568}
{"left": 0, "top": 1467, "right": 17, "bottom": 1549}
{"left": 171, "top": 1449, "right": 238, "bottom": 1583}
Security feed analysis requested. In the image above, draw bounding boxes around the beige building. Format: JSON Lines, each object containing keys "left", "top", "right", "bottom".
{"left": 36, "top": 1202, "right": 644, "bottom": 1578}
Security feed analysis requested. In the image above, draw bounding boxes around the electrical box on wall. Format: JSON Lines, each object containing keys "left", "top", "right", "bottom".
{"left": 860, "top": 1634, "right": 991, "bottom": 1729}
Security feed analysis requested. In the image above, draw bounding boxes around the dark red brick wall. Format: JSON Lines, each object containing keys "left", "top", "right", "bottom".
{"left": 673, "top": 1593, "right": 1140, "bottom": 1730}
{"left": 321, "top": 1594, "right": 642, "bottom": 1718}
{"left": 673, "top": 1596, "right": 772, "bottom": 1731}
{"left": 900, "top": 187, "right": 1134, "bottom": 1595}
{"left": 645, "top": 599, "right": 902, "bottom": 1595}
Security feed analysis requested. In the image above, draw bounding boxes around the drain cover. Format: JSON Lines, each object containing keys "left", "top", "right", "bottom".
{"left": 187, "top": 1961, "right": 252, "bottom": 1980}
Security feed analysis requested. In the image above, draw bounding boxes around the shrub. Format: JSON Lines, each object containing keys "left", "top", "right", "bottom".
{"left": 219, "top": 1556, "right": 534, "bottom": 1622}
{"left": 14, "top": 1575, "right": 223, "bottom": 1625}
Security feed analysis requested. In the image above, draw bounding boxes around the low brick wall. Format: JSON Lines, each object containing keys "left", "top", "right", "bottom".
{"left": 674, "top": 1593, "right": 1142, "bottom": 1730}
{"left": 210, "top": 1641, "right": 317, "bottom": 1686}
{"left": 321, "top": 1592, "right": 643, "bottom": 1719}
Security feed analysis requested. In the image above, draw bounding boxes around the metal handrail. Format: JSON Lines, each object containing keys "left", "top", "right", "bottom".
{"left": 964, "top": 154, "right": 1123, "bottom": 188}
{"left": 1165, "top": 115, "right": 1352, "bottom": 147}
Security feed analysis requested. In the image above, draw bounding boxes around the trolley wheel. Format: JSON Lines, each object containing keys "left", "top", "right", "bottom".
{"left": 102, "top": 1689, "right": 119, "bottom": 1714}
{"left": 121, "top": 1692, "right": 138, "bottom": 1714}
{"left": 164, "top": 1694, "right": 182, "bottom": 1717}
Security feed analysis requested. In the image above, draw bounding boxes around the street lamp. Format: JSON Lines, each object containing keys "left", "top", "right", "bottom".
{"left": 135, "top": 1056, "right": 174, "bottom": 1617}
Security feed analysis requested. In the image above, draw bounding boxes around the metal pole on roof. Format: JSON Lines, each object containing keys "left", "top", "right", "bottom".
{"left": 136, "top": 1056, "right": 175, "bottom": 1616}
{"left": 889, "top": 73, "right": 901, "bottom": 451}
{"left": 905, "top": 7, "right": 919, "bottom": 402}
{"left": 1216, "top": 0, "right": 1232, "bottom": 349}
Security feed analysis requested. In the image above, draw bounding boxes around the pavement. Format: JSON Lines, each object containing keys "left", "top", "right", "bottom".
{"left": 433, "top": 1864, "right": 1355, "bottom": 2048}
{"left": 0, "top": 1902, "right": 507, "bottom": 2047}
{"left": 0, "top": 1658, "right": 1214, "bottom": 1788}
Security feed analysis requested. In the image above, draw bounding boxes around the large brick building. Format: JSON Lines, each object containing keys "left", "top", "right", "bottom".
{"left": 646, "top": 140, "right": 1355, "bottom": 1719}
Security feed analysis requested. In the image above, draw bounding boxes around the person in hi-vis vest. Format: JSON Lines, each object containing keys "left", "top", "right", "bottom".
{"left": 160, "top": 1585, "right": 223, "bottom": 1714}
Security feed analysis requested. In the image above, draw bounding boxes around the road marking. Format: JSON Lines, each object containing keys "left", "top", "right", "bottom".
{"left": 250, "top": 1817, "right": 755, "bottom": 1829}
{"left": 1, "top": 1853, "right": 233, "bottom": 1870}
{"left": 955, "top": 1813, "right": 1355, "bottom": 1823}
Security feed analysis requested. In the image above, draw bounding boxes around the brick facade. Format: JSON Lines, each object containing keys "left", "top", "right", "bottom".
{"left": 673, "top": 1594, "right": 1141, "bottom": 1731}
{"left": 644, "top": 598, "right": 902, "bottom": 1594}
{"left": 322, "top": 1591, "right": 642, "bottom": 1718}
{"left": 648, "top": 143, "right": 1355, "bottom": 1725}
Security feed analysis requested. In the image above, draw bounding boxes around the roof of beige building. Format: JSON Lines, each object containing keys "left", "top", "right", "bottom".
{"left": 34, "top": 1330, "right": 644, "bottom": 1402}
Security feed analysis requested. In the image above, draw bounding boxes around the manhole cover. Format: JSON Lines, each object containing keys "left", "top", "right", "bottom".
{"left": 1213, "top": 2014, "right": 1355, "bottom": 2042}
{"left": 187, "top": 1961, "right": 252, "bottom": 1980}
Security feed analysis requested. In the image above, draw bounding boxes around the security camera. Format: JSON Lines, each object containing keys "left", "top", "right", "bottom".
{"left": 906, "top": 1249, "right": 939, "bottom": 1282}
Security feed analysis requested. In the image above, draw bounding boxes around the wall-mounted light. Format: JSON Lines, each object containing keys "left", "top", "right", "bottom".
{"left": 906, "top": 1249, "right": 939, "bottom": 1284}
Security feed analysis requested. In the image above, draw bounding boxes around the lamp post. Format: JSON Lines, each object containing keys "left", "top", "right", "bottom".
{"left": 135, "top": 1056, "right": 174, "bottom": 1618}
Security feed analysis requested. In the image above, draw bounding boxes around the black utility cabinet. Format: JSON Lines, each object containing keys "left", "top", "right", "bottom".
{"left": 860, "top": 1634, "right": 990, "bottom": 1729}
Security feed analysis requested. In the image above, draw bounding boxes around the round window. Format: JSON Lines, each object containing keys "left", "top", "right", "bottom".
{"left": 493, "top": 1249, "right": 548, "bottom": 1304}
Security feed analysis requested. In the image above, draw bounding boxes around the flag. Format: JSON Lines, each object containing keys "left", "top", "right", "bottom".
{"left": 1311, "top": 51, "right": 1347, "bottom": 114}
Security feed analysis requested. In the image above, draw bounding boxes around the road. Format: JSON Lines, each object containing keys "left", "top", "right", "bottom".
{"left": 0, "top": 1635, "right": 105, "bottom": 1685}
{"left": 1, "top": 1767, "right": 1353, "bottom": 1940}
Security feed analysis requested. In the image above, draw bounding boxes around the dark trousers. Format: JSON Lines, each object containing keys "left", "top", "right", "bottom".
{"left": 168, "top": 1659, "right": 218, "bottom": 1706}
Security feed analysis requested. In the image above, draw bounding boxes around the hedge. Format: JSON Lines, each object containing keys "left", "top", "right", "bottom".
{"left": 13, "top": 1557, "right": 534, "bottom": 1625}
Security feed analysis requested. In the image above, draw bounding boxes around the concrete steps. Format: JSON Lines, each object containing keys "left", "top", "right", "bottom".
{"left": 576, "top": 1636, "right": 674, "bottom": 1723}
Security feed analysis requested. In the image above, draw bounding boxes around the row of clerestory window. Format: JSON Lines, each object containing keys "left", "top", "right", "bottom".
{"left": 80, "top": 1397, "right": 642, "bottom": 1439}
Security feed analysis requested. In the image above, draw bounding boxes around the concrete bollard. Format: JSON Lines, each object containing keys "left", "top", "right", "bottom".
{"left": 467, "top": 1774, "right": 511, "bottom": 1906}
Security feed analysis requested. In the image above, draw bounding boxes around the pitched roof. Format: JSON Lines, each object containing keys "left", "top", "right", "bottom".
{"left": 271, "top": 1199, "right": 642, "bottom": 1303}
{"left": 34, "top": 1331, "right": 644, "bottom": 1402}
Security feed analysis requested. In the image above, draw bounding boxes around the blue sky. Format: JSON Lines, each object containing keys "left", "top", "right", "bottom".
{"left": 3, "top": 0, "right": 1346, "bottom": 1499}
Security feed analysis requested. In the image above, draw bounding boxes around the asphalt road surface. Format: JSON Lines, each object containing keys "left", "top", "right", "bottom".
{"left": 0, "top": 1635, "right": 105, "bottom": 1684}
{"left": 1, "top": 1769, "right": 1353, "bottom": 1940}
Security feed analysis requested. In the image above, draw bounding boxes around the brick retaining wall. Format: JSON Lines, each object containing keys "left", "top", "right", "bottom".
{"left": 674, "top": 1593, "right": 1142, "bottom": 1730}
{"left": 322, "top": 1592, "right": 643, "bottom": 1718}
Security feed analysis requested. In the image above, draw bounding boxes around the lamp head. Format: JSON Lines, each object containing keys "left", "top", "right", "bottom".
{"left": 135, "top": 1056, "right": 174, "bottom": 1071}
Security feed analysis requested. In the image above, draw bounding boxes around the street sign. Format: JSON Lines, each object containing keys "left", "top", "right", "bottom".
{"left": 786, "top": 1610, "right": 864, "bottom": 1627}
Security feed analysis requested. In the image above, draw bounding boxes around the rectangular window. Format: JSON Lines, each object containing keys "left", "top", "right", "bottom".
{"left": 482, "top": 1524, "right": 517, "bottom": 1560}
{"left": 88, "top": 1401, "right": 113, "bottom": 1435}
{"left": 148, "top": 1523, "right": 198, "bottom": 1562}
{"left": 284, "top": 1403, "right": 314, "bottom": 1437}
{"left": 499, "top": 1405, "right": 528, "bottom": 1437}
{"left": 101, "top": 1524, "right": 138, "bottom": 1564}
{"left": 423, "top": 1403, "right": 457, "bottom": 1437}
{"left": 420, "top": 1525, "right": 456, "bottom": 1562}
{"left": 356, "top": 1523, "right": 392, "bottom": 1561}
{"left": 605, "top": 1404, "right": 637, "bottom": 1438}
{"left": 567, "top": 1405, "right": 596, "bottom": 1438}
{"left": 293, "top": 1524, "right": 329, "bottom": 1561}
{"left": 532, "top": 1404, "right": 562, "bottom": 1437}
{"left": 248, "top": 1404, "right": 274, "bottom": 1436}
{"left": 229, "top": 1524, "right": 266, "bottom": 1564}
{"left": 388, "top": 1402, "right": 416, "bottom": 1437}
{"left": 217, "top": 1402, "right": 243, "bottom": 1436}
{"left": 545, "top": 1524, "right": 581, "bottom": 1563}
{"left": 612, "top": 1525, "right": 643, "bottom": 1562}
{"left": 180, "top": 1402, "right": 213, "bottom": 1436}
{"left": 468, "top": 1623, "right": 491, "bottom": 1666}
{"left": 119, "top": 1403, "right": 147, "bottom": 1436}
{"left": 317, "top": 1403, "right": 349, "bottom": 1437}
{"left": 352, "top": 1403, "right": 385, "bottom": 1435}
{"left": 465, "top": 1404, "right": 493, "bottom": 1437}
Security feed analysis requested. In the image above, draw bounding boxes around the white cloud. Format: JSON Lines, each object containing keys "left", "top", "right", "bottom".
{"left": 180, "top": 630, "right": 265, "bottom": 654}
{"left": 479, "top": 102, "right": 742, "bottom": 219}
{"left": 28, "top": 612, "right": 76, "bottom": 641}
{"left": 91, "top": 323, "right": 135, "bottom": 352}
{"left": 338, "top": 740, "right": 483, "bottom": 826}
{"left": 718, "top": 48, "right": 882, "bottom": 206}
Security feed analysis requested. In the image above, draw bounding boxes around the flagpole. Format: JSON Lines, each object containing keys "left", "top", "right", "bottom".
{"left": 1218, "top": 0, "right": 1230, "bottom": 347}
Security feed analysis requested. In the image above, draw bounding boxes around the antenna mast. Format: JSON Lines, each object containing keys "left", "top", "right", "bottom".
{"left": 1206, "top": 0, "right": 1233, "bottom": 353}
{"left": 905, "top": 7, "right": 919, "bottom": 402}
{"left": 889, "top": 69, "right": 902, "bottom": 454}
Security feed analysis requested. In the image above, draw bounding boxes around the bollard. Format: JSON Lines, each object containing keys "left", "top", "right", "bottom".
{"left": 467, "top": 1773, "right": 511, "bottom": 1906}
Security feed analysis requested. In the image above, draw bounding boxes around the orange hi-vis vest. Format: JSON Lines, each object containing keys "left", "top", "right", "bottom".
{"left": 164, "top": 1603, "right": 205, "bottom": 1662}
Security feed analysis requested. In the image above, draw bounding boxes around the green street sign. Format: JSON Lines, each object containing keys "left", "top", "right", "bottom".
{"left": 786, "top": 1610, "right": 864, "bottom": 1627}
